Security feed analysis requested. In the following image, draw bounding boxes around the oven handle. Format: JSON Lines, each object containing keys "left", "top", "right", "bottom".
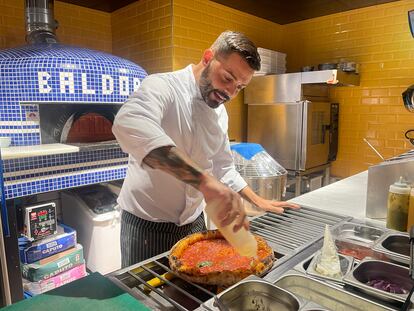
{"left": 0, "top": 151, "right": 9, "bottom": 237}
{"left": 322, "top": 124, "right": 331, "bottom": 144}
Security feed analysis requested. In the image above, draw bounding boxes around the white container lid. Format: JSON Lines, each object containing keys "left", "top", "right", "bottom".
{"left": 389, "top": 176, "right": 411, "bottom": 195}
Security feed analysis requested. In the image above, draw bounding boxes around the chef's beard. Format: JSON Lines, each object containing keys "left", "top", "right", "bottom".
{"left": 199, "top": 64, "right": 230, "bottom": 109}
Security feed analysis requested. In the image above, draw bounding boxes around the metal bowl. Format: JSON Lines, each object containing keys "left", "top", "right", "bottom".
{"left": 318, "top": 63, "right": 338, "bottom": 70}
{"left": 343, "top": 259, "right": 414, "bottom": 303}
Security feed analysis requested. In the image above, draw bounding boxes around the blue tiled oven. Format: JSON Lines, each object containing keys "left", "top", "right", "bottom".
{"left": 0, "top": 44, "right": 147, "bottom": 199}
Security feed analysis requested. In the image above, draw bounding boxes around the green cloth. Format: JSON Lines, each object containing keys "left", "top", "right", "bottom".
{"left": 2, "top": 272, "right": 150, "bottom": 311}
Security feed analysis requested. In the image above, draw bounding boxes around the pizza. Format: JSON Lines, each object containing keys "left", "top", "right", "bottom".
{"left": 169, "top": 230, "right": 274, "bottom": 287}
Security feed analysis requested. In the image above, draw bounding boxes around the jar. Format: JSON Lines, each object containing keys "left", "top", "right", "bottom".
{"left": 386, "top": 177, "right": 410, "bottom": 231}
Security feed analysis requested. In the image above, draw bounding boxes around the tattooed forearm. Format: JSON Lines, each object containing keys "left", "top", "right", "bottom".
{"left": 143, "top": 146, "right": 205, "bottom": 188}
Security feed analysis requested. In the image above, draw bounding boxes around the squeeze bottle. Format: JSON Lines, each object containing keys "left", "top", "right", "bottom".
{"left": 205, "top": 200, "right": 258, "bottom": 257}
{"left": 386, "top": 176, "right": 410, "bottom": 231}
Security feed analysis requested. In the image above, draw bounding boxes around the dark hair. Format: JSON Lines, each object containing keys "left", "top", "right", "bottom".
{"left": 211, "top": 31, "right": 261, "bottom": 71}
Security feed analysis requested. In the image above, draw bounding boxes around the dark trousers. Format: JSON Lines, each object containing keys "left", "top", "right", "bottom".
{"left": 120, "top": 210, "right": 206, "bottom": 268}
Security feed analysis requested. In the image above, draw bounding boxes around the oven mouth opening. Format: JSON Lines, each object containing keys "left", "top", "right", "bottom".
{"left": 38, "top": 103, "right": 121, "bottom": 151}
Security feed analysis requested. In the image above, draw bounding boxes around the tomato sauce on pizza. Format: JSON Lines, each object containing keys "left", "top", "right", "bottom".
{"left": 180, "top": 239, "right": 267, "bottom": 273}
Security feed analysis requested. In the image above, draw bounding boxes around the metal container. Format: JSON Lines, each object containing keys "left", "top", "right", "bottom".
{"left": 274, "top": 272, "right": 392, "bottom": 310}
{"left": 330, "top": 222, "right": 386, "bottom": 260}
{"left": 231, "top": 144, "right": 287, "bottom": 213}
{"left": 343, "top": 259, "right": 414, "bottom": 303}
{"left": 366, "top": 150, "right": 414, "bottom": 219}
{"left": 244, "top": 175, "right": 287, "bottom": 200}
{"left": 204, "top": 276, "right": 301, "bottom": 311}
{"left": 331, "top": 222, "right": 385, "bottom": 247}
{"left": 305, "top": 250, "right": 354, "bottom": 284}
{"left": 373, "top": 231, "right": 410, "bottom": 265}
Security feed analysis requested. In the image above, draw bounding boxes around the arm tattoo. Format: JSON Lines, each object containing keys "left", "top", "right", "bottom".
{"left": 143, "top": 146, "right": 204, "bottom": 188}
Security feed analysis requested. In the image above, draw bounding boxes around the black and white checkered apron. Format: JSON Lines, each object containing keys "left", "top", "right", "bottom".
{"left": 120, "top": 210, "right": 207, "bottom": 268}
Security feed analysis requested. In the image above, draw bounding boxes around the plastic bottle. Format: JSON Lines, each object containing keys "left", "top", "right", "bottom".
{"left": 406, "top": 187, "right": 414, "bottom": 232}
{"left": 386, "top": 177, "right": 410, "bottom": 231}
{"left": 204, "top": 200, "right": 258, "bottom": 257}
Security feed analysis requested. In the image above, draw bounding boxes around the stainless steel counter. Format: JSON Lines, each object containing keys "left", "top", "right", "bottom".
{"left": 289, "top": 170, "right": 386, "bottom": 227}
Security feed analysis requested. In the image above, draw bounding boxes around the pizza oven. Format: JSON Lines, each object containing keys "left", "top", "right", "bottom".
{"left": 0, "top": 0, "right": 147, "bottom": 200}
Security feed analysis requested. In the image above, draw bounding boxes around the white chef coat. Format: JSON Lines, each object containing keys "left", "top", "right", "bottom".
{"left": 112, "top": 65, "right": 247, "bottom": 225}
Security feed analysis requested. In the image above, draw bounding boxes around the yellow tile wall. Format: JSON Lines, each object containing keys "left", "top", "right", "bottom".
{"left": 112, "top": 0, "right": 173, "bottom": 74}
{"left": 283, "top": 0, "right": 414, "bottom": 177}
{"left": 172, "top": 0, "right": 284, "bottom": 142}
{"left": 0, "top": 0, "right": 111, "bottom": 52}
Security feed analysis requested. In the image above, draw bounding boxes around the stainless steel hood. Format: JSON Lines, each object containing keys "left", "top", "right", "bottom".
{"left": 245, "top": 70, "right": 360, "bottom": 104}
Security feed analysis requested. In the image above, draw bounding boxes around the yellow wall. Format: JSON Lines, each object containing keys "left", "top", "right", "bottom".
{"left": 0, "top": 0, "right": 111, "bottom": 52}
{"left": 112, "top": 0, "right": 173, "bottom": 74}
{"left": 172, "top": 0, "right": 284, "bottom": 142}
{"left": 283, "top": 0, "right": 414, "bottom": 177}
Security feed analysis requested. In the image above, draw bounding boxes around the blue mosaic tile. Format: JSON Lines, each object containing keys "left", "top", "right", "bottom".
{"left": 3, "top": 167, "right": 127, "bottom": 199}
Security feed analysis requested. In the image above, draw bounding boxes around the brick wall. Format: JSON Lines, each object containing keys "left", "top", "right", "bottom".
{"left": 0, "top": 0, "right": 111, "bottom": 52}
{"left": 172, "top": 0, "right": 284, "bottom": 142}
{"left": 283, "top": 0, "right": 414, "bottom": 177}
{"left": 112, "top": 0, "right": 173, "bottom": 74}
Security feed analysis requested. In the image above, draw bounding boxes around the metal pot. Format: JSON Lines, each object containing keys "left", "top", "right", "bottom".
{"left": 318, "top": 63, "right": 338, "bottom": 70}
{"left": 242, "top": 175, "right": 287, "bottom": 215}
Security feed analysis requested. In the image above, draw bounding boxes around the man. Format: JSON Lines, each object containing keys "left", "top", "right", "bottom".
{"left": 113, "top": 30, "right": 299, "bottom": 267}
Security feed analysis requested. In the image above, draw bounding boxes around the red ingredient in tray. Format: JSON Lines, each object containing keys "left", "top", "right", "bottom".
{"left": 366, "top": 279, "right": 408, "bottom": 294}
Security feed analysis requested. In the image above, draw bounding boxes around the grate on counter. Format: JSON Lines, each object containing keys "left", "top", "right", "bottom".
{"left": 250, "top": 206, "right": 351, "bottom": 256}
{"left": 108, "top": 206, "right": 350, "bottom": 311}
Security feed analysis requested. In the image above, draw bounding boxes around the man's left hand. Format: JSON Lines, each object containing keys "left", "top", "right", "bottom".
{"left": 253, "top": 198, "right": 300, "bottom": 214}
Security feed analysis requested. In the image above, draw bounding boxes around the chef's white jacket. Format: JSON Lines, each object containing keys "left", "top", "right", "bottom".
{"left": 112, "top": 65, "right": 247, "bottom": 225}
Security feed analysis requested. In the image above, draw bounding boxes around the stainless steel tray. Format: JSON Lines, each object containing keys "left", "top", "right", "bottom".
{"left": 372, "top": 231, "right": 409, "bottom": 265}
{"left": 203, "top": 275, "right": 301, "bottom": 311}
{"left": 343, "top": 258, "right": 414, "bottom": 303}
{"left": 306, "top": 250, "right": 354, "bottom": 284}
{"left": 331, "top": 222, "right": 386, "bottom": 247}
{"left": 274, "top": 271, "right": 393, "bottom": 311}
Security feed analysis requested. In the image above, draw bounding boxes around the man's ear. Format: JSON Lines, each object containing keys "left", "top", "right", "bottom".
{"left": 202, "top": 49, "right": 214, "bottom": 66}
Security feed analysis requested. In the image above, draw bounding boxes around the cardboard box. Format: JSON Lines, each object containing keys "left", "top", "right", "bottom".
{"left": 22, "top": 244, "right": 84, "bottom": 282}
{"left": 19, "top": 223, "right": 77, "bottom": 264}
{"left": 23, "top": 263, "right": 87, "bottom": 295}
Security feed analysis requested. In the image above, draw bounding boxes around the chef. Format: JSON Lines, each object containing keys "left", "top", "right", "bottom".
{"left": 113, "top": 30, "right": 299, "bottom": 267}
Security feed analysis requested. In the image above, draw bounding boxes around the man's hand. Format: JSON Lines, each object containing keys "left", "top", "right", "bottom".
{"left": 252, "top": 197, "right": 300, "bottom": 214}
{"left": 199, "top": 174, "right": 248, "bottom": 232}
{"left": 239, "top": 186, "right": 300, "bottom": 215}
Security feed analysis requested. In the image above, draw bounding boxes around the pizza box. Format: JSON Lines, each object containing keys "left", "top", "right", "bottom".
{"left": 23, "top": 263, "right": 87, "bottom": 295}
{"left": 21, "top": 244, "right": 84, "bottom": 282}
{"left": 19, "top": 223, "right": 77, "bottom": 264}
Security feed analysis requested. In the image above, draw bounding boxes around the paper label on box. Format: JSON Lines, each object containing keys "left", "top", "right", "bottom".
{"left": 57, "top": 258, "right": 70, "bottom": 268}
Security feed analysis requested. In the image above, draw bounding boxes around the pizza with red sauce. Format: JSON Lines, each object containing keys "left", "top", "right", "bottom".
{"left": 169, "top": 230, "right": 274, "bottom": 287}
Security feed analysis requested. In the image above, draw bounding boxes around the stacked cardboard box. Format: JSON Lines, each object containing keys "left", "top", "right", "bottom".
{"left": 19, "top": 223, "right": 86, "bottom": 295}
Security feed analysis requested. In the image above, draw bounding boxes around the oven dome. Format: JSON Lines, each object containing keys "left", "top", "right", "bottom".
{"left": 0, "top": 43, "right": 147, "bottom": 104}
